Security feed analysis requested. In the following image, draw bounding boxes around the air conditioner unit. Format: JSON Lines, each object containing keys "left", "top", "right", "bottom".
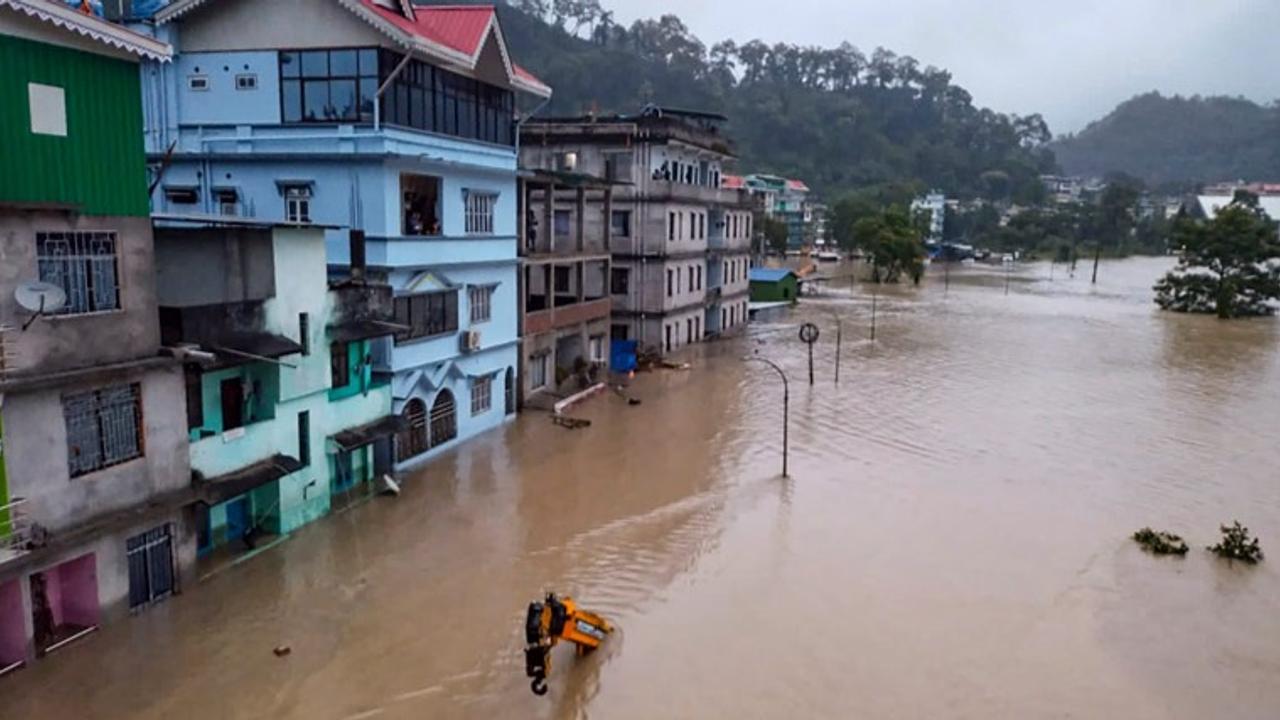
{"left": 460, "top": 330, "right": 482, "bottom": 352}
{"left": 558, "top": 152, "right": 578, "bottom": 172}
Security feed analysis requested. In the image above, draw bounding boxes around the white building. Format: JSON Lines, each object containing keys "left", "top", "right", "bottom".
{"left": 912, "top": 191, "right": 947, "bottom": 242}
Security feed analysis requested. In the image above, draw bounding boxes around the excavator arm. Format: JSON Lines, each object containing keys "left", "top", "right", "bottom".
{"left": 524, "top": 593, "right": 614, "bottom": 696}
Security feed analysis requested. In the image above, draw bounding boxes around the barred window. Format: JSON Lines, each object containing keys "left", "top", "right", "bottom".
{"left": 469, "top": 285, "right": 493, "bottom": 324}
{"left": 284, "top": 186, "right": 312, "bottom": 223}
{"left": 64, "top": 383, "right": 143, "bottom": 478}
{"left": 37, "top": 232, "right": 120, "bottom": 315}
{"left": 464, "top": 191, "right": 497, "bottom": 235}
{"left": 471, "top": 376, "right": 492, "bottom": 416}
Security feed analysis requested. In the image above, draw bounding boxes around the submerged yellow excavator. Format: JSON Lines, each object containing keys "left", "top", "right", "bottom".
{"left": 523, "top": 593, "right": 614, "bottom": 696}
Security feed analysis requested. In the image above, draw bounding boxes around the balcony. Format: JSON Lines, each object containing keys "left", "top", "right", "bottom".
{"left": 365, "top": 234, "right": 518, "bottom": 268}
{"left": 644, "top": 181, "right": 747, "bottom": 207}
{"left": 189, "top": 417, "right": 283, "bottom": 482}
{"left": 525, "top": 298, "right": 611, "bottom": 335}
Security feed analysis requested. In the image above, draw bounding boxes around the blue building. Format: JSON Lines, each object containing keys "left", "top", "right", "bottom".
{"left": 133, "top": 0, "right": 551, "bottom": 470}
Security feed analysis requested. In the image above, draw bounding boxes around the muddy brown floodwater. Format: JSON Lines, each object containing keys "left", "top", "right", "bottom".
{"left": 4, "top": 257, "right": 1280, "bottom": 719}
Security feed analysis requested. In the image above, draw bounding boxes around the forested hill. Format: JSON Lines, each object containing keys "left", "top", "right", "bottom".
{"left": 479, "top": 1, "right": 1055, "bottom": 202}
{"left": 1051, "top": 93, "right": 1280, "bottom": 189}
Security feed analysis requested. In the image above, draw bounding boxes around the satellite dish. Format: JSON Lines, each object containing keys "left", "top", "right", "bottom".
{"left": 15, "top": 281, "right": 67, "bottom": 330}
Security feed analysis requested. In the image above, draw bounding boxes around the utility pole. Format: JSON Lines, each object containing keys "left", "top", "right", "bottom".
{"left": 1091, "top": 242, "right": 1102, "bottom": 284}
{"left": 870, "top": 287, "right": 878, "bottom": 341}
{"left": 745, "top": 356, "right": 790, "bottom": 478}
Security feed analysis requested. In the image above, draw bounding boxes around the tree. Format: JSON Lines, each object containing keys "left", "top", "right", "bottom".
{"left": 853, "top": 206, "right": 926, "bottom": 284}
{"left": 1153, "top": 197, "right": 1280, "bottom": 318}
{"left": 762, "top": 215, "right": 790, "bottom": 255}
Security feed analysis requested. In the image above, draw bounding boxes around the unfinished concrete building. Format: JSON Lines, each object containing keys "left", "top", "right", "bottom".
{"left": 521, "top": 107, "right": 753, "bottom": 356}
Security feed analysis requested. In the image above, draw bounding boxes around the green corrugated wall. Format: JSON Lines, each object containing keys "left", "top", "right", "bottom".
{"left": 0, "top": 33, "right": 149, "bottom": 216}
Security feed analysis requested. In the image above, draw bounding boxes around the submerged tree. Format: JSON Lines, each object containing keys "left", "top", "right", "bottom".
{"left": 853, "top": 206, "right": 925, "bottom": 284}
{"left": 1154, "top": 194, "right": 1280, "bottom": 318}
{"left": 761, "top": 215, "right": 789, "bottom": 255}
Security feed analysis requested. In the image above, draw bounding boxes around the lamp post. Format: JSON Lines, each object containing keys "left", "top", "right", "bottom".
{"left": 825, "top": 310, "right": 842, "bottom": 385}
{"left": 746, "top": 356, "right": 789, "bottom": 478}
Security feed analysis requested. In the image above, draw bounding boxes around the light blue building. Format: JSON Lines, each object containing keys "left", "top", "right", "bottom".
{"left": 133, "top": 0, "right": 551, "bottom": 469}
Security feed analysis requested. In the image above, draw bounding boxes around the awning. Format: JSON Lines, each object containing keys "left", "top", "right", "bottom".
{"left": 210, "top": 332, "right": 303, "bottom": 365}
{"left": 194, "top": 454, "right": 302, "bottom": 505}
{"left": 330, "top": 415, "right": 408, "bottom": 453}
{"left": 328, "top": 320, "right": 400, "bottom": 344}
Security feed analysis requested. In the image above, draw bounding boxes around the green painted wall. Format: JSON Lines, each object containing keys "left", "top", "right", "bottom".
{"left": 750, "top": 276, "right": 799, "bottom": 303}
{"left": 189, "top": 365, "right": 281, "bottom": 441}
{"left": 0, "top": 34, "right": 149, "bottom": 215}
{"left": 327, "top": 340, "right": 372, "bottom": 402}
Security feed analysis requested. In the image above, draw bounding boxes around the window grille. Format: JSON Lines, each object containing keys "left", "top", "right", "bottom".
{"left": 471, "top": 376, "right": 492, "bottom": 416}
{"left": 464, "top": 191, "right": 497, "bottom": 234}
{"left": 37, "top": 232, "right": 120, "bottom": 315}
{"left": 64, "top": 383, "right": 142, "bottom": 477}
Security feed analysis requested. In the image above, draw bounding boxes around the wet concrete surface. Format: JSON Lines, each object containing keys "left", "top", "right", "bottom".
{"left": 3, "top": 257, "right": 1280, "bottom": 719}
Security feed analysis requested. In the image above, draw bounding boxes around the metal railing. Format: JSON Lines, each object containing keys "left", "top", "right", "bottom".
{"left": 0, "top": 498, "right": 33, "bottom": 557}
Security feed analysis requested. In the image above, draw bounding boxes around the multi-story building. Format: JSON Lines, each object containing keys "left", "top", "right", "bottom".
{"left": 0, "top": 1, "right": 186, "bottom": 671}
{"left": 132, "top": 0, "right": 549, "bottom": 470}
{"left": 154, "top": 221, "right": 398, "bottom": 559}
{"left": 912, "top": 191, "right": 947, "bottom": 242}
{"left": 516, "top": 170, "right": 613, "bottom": 407}
{"left": 521, "top": 107, "right": 753, "bottom": 355}
{"left": 734, "top": 174, "right": 813, "bottom": 250}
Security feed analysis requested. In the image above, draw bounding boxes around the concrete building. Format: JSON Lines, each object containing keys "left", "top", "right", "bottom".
{"left": 131, "top": 0, "right": 549, "bottom": 470}
{"left": 0, "top": 1, "right": 187, "bottom": 672}
{"left": 154, "top": 221, "right": 398, "bottom": 559}
{"left": 912, "top": 191, "right": 947, "bottom": 242}
{"left": 1040, "top": 175, "right": 1083, "bottom": 204}
{"left": 516, "top": 170, "right": 613, "bottom": 407}
{"left": 521, "top": 107, "right": 753, "bottom": 355}
{"left": 733, "top": 174, "right": 814, "bottom": 251}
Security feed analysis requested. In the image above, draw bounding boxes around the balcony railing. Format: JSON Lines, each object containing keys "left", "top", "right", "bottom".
{"left": 0, "top": 498, "right": 33, "bottom": 564}
{"left": 644, "top": 181, "right": 748, "bottom": 207}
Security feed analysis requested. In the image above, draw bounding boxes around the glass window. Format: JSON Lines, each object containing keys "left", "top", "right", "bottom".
{"left": 303, "top": 80, "right": 329, "bottom": 121}
{"left": 469, "top": 285, "right": 493, "bottom": 324}
{"left": 301, "top": 51, "right": 328, "bottom": 77}
{"left": 471, "top": 376, "right": 492, "bottom": 416}
{"left": 611, "top": 210, "right": 631, "bottom": 237}
{"left": 63, "top": 383, "right": 142, "bottom": 478}
{"left": 393, "top": 291, "right": 459, "bottom": 344}
{"left": 280, "top": 51, "right": 301, "bottom": 78}
{"left": 611, "top": 267, "right": 629, "bottom": 295}
{"left": 330, "top": 341, "right": 350, "bottom": 388}
{"left": 329, "top": 49, "right": 358, "bottom": 76}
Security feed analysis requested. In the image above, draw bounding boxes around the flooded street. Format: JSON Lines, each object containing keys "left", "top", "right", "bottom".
{"left": 4, "top": 257, "right": 1280, "bottom": 719}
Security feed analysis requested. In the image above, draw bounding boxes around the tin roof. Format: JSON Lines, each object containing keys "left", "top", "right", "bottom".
{"left": 749, "top": 268, "right": 796, "bottom": 283}
{"left": 0, "top": 0, "right": 172, "bottom": 61}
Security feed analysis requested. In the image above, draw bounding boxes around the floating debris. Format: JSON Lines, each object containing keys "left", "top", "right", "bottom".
{"left": 273, "top": 645, "right": 292, "bottom": 657}
{"left": 1207, "top": 521, "right": 1264, "bottom": 564}
{"left": 552, "top": 415, "right": 591, "bottom": 430}
{"left": 1133, "top": 528, "right": 1189, "bottom": 556}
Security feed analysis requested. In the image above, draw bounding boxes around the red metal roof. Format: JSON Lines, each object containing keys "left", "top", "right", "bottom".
{"left": 785, "top": 179, "right": 810, "bottom": 192}
{"left": 722, "top": 174, "right": 746, "bottom": 190}
{"left": 357, "top": 1, "right": 548, "bottom": 93}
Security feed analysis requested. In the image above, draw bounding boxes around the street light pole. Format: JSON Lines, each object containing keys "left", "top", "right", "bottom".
{"left": 746, "top": 356, "right": 789, "bottom": 478}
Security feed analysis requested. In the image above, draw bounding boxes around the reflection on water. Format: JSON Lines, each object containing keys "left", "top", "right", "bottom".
{"left": 3, "top": 257, "right": 1279, "bottom": 719}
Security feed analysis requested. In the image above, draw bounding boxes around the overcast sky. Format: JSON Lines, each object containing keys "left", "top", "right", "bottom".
{"left": 601, "top": 0, "right": 1279, "bottom": 135}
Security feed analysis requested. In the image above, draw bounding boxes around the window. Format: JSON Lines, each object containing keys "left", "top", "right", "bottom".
{"left": 37, "top": 232, "right": 120, "bottom": 315}
{"left": 464, "top": 191, "right": 497, "bottom": 234}
{"left": 589, "top": 335, "right": 605, "bottom": 363}
{"left": 187, "top": 75, "right": 209, "bottom": 91}
{"left": 284, "top": 185, "right": 312, "bottom": 223}
{"left": 185, "top": 369, "right": 203, "bottom": 431}
{"left": 297, "top": 411, "right": 311, "bottom": 467}
{"left": 699, "top": 213, "right": 705, "bottom": 240}
{"left": 215, "top": 189, "right": 238, "bottom": 216}
{"left": 505, "top": 367, "right": 516, "bottom": 415}
{"left": 164, "top": 186, "right": 198, "bottom": 204}
{"left": 554, "top": 209, "right": 572, "bottom": 238}
{"left": 697, "top": 266, "right": 703, "bottom": 290}
{"left": 686, "top": 319, "right": 693, "bottom": 344}
{"left": 429, "top": 390, "right": 457, "bottom": 447}
{"left": 402, "top": 174, "right": 441, "bottom": 235}
{"left": 469, "top": 285, "right": 493, "bottom": 324}
{"left": 299, "top": 313, "right": 310, "bottom": 355}
{"left": 471, "top": 376, "right": 492, "bottom": 416}
{"left": 397, "top": 399, "right": 428, "bottom": 461}
{"left": 28, "top": 83, "right": 67, "bottom": 136}
{"left": 63, "top": 383, "right": 142, "bottom": 478}
{"left": 665, "top": 325, "right": 672, "bottom": 352}
{"left": 611, "top": 210, "right": 631, "bottom": 238}
{"left": 611, "top": 267, "right": 629, "bottom": 295}
{"left": 330, "top": 341, "right": 350, "bottom": 388}
{"left": 688, "top": 267, "right": 695, "bottom": 293}
{"left": 376, "top": 48, "right": 515, "bottom": 145}
{"left": 280, "top": 48, "right": 378, "bottom": 124}
{"left": 393, "top": 291, "right": 458, "bottom": 343}
{"left": 668, "top": 212, "right": 675, "bottom": 241}
{"left": 612, "top": 323, "right": 630, "bottom": 341}
{"left": 666, "top": 269, "right": 673, "bottom": 297}
{"left": 604, "top": 152, "right": 633, "bottom": 182}
{"left": 235, "top": 74, "right": 258, "bottom": 91}
{"left": 127, "top": 525, "right": 174, "bottom": 610}
{"left": 530, "top": 354, "right": 549, "bottom": 390}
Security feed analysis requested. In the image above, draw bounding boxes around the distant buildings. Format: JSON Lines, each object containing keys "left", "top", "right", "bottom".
{"left": 1040, "top": 175, "right": 1084, "bottom": 204}
{"left": 730, "top": 174, "right": 814, "bottom": 250}
{"left": 522, "top": 107, "right": 753, "bottom": 356}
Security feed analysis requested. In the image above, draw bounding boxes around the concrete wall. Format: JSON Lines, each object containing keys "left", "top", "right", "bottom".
{"left": 176, "top": 0, "right": 386, "bottom": 53}
{"left": 0, "top": 212, "right": 160, "bottom": 376}
{"left": 172, "top": 50, "right": 281, "bottom": 126}
{"left": 1, "top": 365, "right": 190, "bottom": 534}
{"left": 154, "top": 227, "right": 276, "bottom": 307}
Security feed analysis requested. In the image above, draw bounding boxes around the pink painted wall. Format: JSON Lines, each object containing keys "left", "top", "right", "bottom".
{"left": 55, "top": 554, "right": 99, "bottom": 628}
{"left": 0, "top": 579, "right": 25, "bottom": 666}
